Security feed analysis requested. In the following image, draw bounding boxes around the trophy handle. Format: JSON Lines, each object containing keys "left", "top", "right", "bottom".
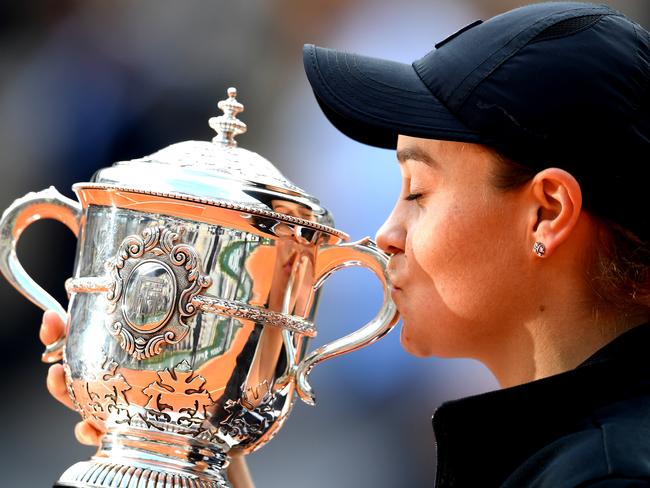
{"left": 294, "top": 237, "right": 399, "bottom": 405}
{"left": 0, "top": 186, "right": 82, "bottom": 363}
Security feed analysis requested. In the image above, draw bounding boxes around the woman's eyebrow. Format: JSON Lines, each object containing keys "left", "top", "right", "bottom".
{"left": 396, "top": 147, "right": 438, "bottom": 167}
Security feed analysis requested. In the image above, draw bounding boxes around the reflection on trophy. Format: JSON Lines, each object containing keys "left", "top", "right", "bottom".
{"left": 0, "top": 88, "right": 399, "bottom": 487}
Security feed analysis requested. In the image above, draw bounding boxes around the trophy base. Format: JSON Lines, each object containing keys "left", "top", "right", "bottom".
{"left": 52, "top": 427, "right": 232, "bottom": 488}
{"left": 53, "top": 459, "right": 232, "bottom": 488}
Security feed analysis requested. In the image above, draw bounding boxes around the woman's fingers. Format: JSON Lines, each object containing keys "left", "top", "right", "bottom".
{"left": 41, "top": 310, "right": 72, "bottom": 409}
{"left": 40, "top": 310, "right": 103, "bottom": 448}
{"left": 39, "top": 309, "right": 65, "bottom": 346}
{"left": 74, "top": 421, "right": 103, "bottom": 446}
{"left": 46, "top": 363, "right": 74, "bottom": 410}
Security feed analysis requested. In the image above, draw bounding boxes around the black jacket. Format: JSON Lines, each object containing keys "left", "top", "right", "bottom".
{"left": 433, "top": 322, "right": 650, "bottom": 487}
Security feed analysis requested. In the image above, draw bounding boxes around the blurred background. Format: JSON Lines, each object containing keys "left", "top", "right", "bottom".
{"left": 0, "top": 1, "right": 647, "bottom": 486}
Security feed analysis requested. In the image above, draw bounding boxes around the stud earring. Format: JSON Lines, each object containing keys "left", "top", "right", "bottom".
{"left": 533, "top": 241, "right": 546, "bottom": 257}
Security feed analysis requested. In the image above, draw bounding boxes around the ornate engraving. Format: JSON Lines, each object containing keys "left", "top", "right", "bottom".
{"left": 106, "top": 226, "right": 212, "bottom": 359}
{"left": 64, "top": 357, "right": 285, "bottom": 446}
{"left": 243, "top": 379, "right": 271, "bottom": 409}
{"left": 65, "top": 276, "right": 111, "bottom": 295}
{"left": 66, "top": 358, "right": 221, "bottom": 438}
{"left": 191, "top": 295, "right": 317, "bottom": 337}
{"left": 64, "top": 357, "right": 132, "bottom": 426}
{"left": 143, "top": 360, "right": 214, "bottom": 429}
{"left": 218, "top": 383, "right": 280, "bottom": 443}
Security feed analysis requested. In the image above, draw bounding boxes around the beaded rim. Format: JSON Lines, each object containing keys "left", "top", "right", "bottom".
{"left": 72, "top": 182, "right": 349, "bottom": 241}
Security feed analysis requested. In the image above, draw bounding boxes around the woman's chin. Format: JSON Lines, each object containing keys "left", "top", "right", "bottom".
{"left": 400, "top": 319, "right": 470, "bottom": 359}
{"left": 400, "top": 325, "right": 432, "bottom": 358}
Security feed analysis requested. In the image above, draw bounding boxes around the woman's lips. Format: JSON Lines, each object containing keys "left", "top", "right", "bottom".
{"left": 390, "top": 284, "right": 402, "bottom": 299}
{"left": 387, "top": 261, "right": 402, "bottom": 286}
{"left": 387, "top": 273, "right": 403, "bottom": 290}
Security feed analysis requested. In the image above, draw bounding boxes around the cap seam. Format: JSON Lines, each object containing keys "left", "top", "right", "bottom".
{"left": 346, "top": 53, "right": 431, "bottom": 96}
{"left": 452, "top": 6, "right": 616, "bottom": 109}
{"left": 330, "top": 49, "right": 454, "bottom": 117}
{"left": 411, "top": 59, "right": 460, "bottom": 124}
{"left": 343, "top": 54, "right": 451, "bottom": 114}
{"left": 308, "top": 46, "right": 479, "bottom": 135}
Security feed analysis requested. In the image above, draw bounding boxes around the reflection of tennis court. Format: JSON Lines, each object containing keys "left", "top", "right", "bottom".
{"left": 217, "top": 238, "right": 258, "bottom": 303}
{"left": 141, "top": 315, "right": 244, "bottom": 370}
{"left": 124, "top": 261, "right": 176, "bottom": 331}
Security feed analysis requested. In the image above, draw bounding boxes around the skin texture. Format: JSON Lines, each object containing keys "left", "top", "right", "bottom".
{"left": 376, "top": 136, "right": 647, "bottom": 387}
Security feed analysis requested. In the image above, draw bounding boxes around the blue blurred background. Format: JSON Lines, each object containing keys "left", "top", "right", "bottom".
{"left": 1, "top": 1, "right": 647, "bottom": 486}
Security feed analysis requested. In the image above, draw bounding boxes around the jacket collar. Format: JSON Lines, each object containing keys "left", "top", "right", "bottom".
{"left": 432, "top": 321, "right": 650, "bottom": 487}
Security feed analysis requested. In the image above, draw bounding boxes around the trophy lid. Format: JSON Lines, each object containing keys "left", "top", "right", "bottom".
{"left": 87, "top": 88, "right": 340, "bottom": 236}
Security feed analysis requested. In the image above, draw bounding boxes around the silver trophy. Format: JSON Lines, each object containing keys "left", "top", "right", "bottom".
{"left": 0, "top": 88, "right": 399, "bottom": 487}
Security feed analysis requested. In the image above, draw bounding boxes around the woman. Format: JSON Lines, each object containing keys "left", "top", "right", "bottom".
{"left": 43, "top": 2, "right": 650, "bottom": 486}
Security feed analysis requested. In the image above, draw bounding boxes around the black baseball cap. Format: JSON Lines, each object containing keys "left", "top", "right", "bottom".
{"left": 304, "top": 2, "right": 650, "bottom": 241}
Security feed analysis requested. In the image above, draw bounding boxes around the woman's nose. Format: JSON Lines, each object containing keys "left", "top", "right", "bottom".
{"left": 375, "top": 209, "right": 406, "bottom": 256}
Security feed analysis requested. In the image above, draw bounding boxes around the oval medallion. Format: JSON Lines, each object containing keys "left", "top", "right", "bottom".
{"left": 123, "top": 260, "right": 177, "bottom": 333}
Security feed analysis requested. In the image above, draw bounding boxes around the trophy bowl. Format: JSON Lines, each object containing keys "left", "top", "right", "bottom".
{"left": 0, "top": 88, "right": 399, "bottom": 487}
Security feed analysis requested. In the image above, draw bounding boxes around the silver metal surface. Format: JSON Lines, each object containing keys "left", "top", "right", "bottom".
{"left": 210, "top": 87, "right": 247, "bottom": 148}
{"left": 0, "top": 186, "right": 82, "bottom": 362}
{"left": 294, "top": 238, "right": 397, "bottom": 405}
{"left": 0, "top": 88, "right": 399, "bottom": 487}
{"left": 89, "top": 87, "right": 336, "bottom": 232}
{"left": 72, "top": 183, "right": 348, "bottom": 241}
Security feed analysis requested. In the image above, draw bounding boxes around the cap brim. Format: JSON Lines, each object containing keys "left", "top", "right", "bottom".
{"left": 303, "top": 44, "right": 481, "bottom": 150}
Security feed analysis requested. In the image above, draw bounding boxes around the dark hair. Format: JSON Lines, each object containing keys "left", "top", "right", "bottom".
{"left": 490, "top": 150, "right": 650, "bottom": 315}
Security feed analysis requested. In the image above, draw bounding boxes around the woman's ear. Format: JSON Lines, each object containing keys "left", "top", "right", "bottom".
{"left": 528, "top": 168, "right": 582, "bottom": 258}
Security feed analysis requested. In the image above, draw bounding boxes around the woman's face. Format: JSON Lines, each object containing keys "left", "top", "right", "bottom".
{"left": 376, "top": 136, "right": 534, "bottom": 358}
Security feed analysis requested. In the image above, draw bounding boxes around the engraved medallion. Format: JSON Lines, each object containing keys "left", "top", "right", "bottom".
{"left": 106, "top": 226, "right": 212, "bottom": 360}
{"left": 123, "top": 260, "right": 176, "bottom": 333}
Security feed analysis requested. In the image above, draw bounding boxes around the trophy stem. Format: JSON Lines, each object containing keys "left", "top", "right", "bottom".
{"left": 53, "top": 427, "right": 232, "bottom": 488}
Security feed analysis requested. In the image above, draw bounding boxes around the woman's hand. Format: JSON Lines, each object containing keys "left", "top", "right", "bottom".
{"left": 38, "top": 310, "right": 255, "bottom": 487}
{"left": 39, "top": 310, "right": 104, "bottom": 446}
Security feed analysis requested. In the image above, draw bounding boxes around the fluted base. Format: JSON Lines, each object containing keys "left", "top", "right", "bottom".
{"left": 53, "top": 426, "right": 232, "bottom": 488}
{"left": 54, "top": 459, "right": 231, "bottom": 488}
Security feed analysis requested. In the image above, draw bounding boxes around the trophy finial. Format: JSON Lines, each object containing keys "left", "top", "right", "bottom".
{"left": 209, "top": 87, "right": 247, "bottom": 147}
